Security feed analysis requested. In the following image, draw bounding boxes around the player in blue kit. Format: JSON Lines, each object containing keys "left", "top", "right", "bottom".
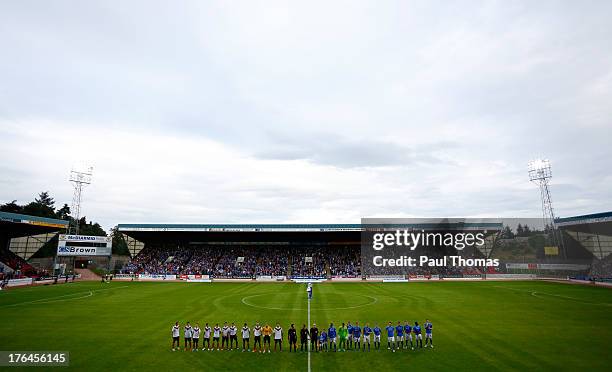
{"left": 395, "top": 321, "right": 404, "bottom": 350}
{"left": 404, "top": 321, "right": 414, "bottom": 350}
{"left": 373, "top": 324, "right": 382, "bottom": 350}
{"left": 413, "top": 322, "right": 423, "bottom": 348}
{"left": 319, "top": 330, "right": 328, "bottom": 352}
{"left": 362, "top": 323, "right": 372, "bottom": 351}
{"left": 352, "top": 322, "right": 361, "bottom": 351}
{"left": 385, "top": 322, "right": 395, "bottom": 352}
{"left": 424, "top": 319, "right": 433, "bottom": 348}
{"left": 328, "top": 323, "right": 337, "bottom": 352}
{"left": 347, "top": 322, "right": 354, "bottom": 350}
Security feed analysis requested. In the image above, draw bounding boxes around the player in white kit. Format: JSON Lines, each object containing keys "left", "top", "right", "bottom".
{"left": 171, "top": 322, "right": 180, "bottom": 351}
{"left": 229, "top": 323, "right": 238, "bottom": 350}
{"left": 273, "top": 323, "right": 283, "bottom": 352}
{"left": 242, "top": 323, "right": 251, "bottom": 352}
{"left": 221, "top": 322, "right": 230, "bottom": 350}
{"left": 203, "top": 323, "right": 212, "bottom": 351}
{"left": 192, "top": 324, "right": 201, "bottom": 351}
{"left": 213, "top": 323, "right": 221, "bottom": 351}
{"left": 253, "top": 322, "right": 262, "bottom": 352}
{"left": 184, "top": 322, "right": 193, "bottom": 351}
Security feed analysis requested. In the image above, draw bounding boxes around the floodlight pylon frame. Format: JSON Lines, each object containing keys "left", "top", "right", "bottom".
{"left": 528, "top": 159, "right": 565, "bottom": 257}
{"left": 69, "top": 167, "right": 93, "bottom": 235}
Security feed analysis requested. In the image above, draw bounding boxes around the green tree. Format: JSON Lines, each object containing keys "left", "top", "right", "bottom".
{"left": 501, "top": 225, "right": 514, "bottom": 239}
{"left": 0, "top": 200, "right": 23, "bottom": 213}
{"left": 523, "top": 225, "right": 532, "bottom": 236}
{"left": 21, "top": 191, "right": 57, "bottom": 218}
{"left": 35, "top": 191, "right": 55, "bottom": 207}
{"left": 78, "top": 217, "right": 107, "bottom": 236}
{"left": 110, "top": 226, "right": 130, "bottom": 256}
{"left": 56, "top": 204, "right": 71, "bottom": 220}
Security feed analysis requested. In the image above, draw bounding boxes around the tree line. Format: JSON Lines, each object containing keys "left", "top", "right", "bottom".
{"left": 500, "top": 223, "right": 551, "bottom": 239}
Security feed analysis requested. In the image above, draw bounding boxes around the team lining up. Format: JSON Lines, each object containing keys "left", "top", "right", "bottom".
{"left": 171, "top": 321, "right": 433, "bottom": 352}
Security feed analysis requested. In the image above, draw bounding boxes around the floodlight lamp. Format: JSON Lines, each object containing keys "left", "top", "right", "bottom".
{"left": 528, "top": 159, "right": 548, "bottom": 171}
{"left": 528, "top": 158, "right": 552, "bottom": 181}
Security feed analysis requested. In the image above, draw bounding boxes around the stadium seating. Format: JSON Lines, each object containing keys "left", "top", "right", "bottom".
{"left": 119, "top": 241, "right": 612, "bottom": 280}
{"left": 0, "top": 248, "right": 38, "bottom": 278}
{"left": 121, "top": 245, "right": 361, "bottom": 278}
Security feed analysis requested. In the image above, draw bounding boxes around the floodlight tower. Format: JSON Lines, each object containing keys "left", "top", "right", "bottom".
{"left": 69, "top": 166, "right": 93, "bottom": 235}
{"left": 528, "top": 159, "right": 564, "bottom": 254}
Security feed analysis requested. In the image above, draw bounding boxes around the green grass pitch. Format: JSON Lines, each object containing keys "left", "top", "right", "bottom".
{"left": 1, "top": 281, "right": 611, "bottom": 371}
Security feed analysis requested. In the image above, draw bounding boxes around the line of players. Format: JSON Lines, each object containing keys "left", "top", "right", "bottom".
{"left": 171, "top": 320, "right": 433, "bottom": 352}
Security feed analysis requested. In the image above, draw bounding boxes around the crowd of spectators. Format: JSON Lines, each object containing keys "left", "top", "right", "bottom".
{"left": 214, "top": 247, "right": 255, "bottom": 277}
{"left": 254, "top": 247, "right": 289, "bottom": 276}
{"left": 327, "top": 246, "right": 360, "bottom": 277}
{"left": 290, "top": 247, "right": 326, "bottom": 277}
{"left": 588, "top": 256, "right": 612, "bottom": 279}
{"left": 120, "top": 244, "right": 362, "bottom": 277}
{"left": 120, "top": 246, "right": 193, "bottom": 275}
{"left": 125, "top": 244, "right": 607, "bottom": 279}
{"left": 182, "top": 248, "right": 219, "bottom": 275}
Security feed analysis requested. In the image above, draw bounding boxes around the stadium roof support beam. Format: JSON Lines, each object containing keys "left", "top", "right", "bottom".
{"left": 122, "top": 233, "right": 145, "bottom": 257}
{"left": 475, "top": 233, "right": 499, "bottom": 258}
{"left": 566, "top": 231, "right": 612, "bottom": 260}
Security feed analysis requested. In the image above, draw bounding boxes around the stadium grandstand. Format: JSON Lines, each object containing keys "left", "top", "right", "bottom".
{"left": 116, "top": 222, "right": 503, "bottom": 280}
{"left": 118, "top": 224, "right": 364, "bottom": 279}
{"left": 116, "top": 217, "right": 612, "bottom": 283}
{"left": 0, "top": 211, "right": 68, "bottom": 281}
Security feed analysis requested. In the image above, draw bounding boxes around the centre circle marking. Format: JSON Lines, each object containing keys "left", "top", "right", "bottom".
{"left": 240, "top": 293, "right": 378, "bottom": 311}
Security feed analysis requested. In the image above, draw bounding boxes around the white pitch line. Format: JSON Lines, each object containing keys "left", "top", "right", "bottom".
{"left": 307, "top": 295, "right": 311, "bottom": 372}
{"left": 531, "top": 291, "right": 583, "bottom": 301}
{"left": 241, "top": 293, "right": 378, "bottom": 311}
{"left": 33, "top": 291, "right": 94, "bottom": 305}
{"left": 1, "top": 291, "right": 93, "bottom": 307}
{"left": 0, "top": 285, "right": 129, "bottom": 308}
{"left": 491, "top": 285, "right": 525, "bottom": 292}
{"left": 492, "top": 285, "right": 612, "bottom": 306}
{"left": 93, "top": 285, "right": 129, "bottom": 292}
{"left": 530, "top": 291, "right": 612, "bottom": 306}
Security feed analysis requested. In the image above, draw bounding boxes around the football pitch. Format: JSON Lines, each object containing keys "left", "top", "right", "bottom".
{"left": 1, "top": 281, "right": 611, "bottom": 371}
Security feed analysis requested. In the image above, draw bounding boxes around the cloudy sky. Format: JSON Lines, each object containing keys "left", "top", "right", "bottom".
{"left": 1, "top": 0, "right": 611, "bottom": 230}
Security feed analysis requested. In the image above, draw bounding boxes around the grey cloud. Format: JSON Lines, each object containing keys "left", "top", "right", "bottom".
{"left": 254, "top": 133, "right": 456, "bottom": 168}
